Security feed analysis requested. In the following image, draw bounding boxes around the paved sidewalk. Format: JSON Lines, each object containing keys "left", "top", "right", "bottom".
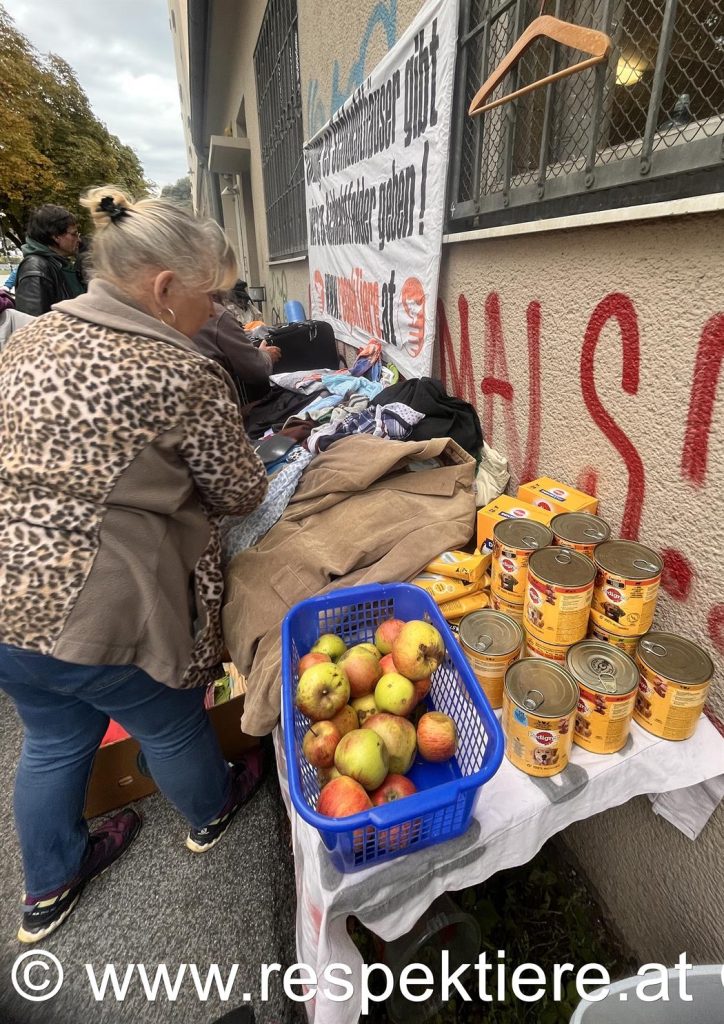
{"left": 0, "top": 693, "right": 303, "bottom": 1024}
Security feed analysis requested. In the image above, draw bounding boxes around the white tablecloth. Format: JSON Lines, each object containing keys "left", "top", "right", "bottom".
{"left": 273, "top": 716, "right": 724, "bottom": 1024}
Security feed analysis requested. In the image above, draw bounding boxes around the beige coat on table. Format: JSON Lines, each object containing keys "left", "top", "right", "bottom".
{"left": 223, "top": 434, "right": 477, "bottom": 735}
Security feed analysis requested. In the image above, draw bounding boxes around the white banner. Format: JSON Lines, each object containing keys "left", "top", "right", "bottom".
{"left": 304, "top": 0, "right": 458, "bottom": 380}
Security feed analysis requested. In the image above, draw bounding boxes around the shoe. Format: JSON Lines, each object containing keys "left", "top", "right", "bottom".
{"left": 17, "top": 807, "right": 141, "bottom": 944}
{"left": 186, "top": 747, "right": 266, "bottom": 853}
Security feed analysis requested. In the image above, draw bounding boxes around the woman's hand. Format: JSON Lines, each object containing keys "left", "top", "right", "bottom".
{"left": 259, "top": 341, "right": 282, "bottom": 364}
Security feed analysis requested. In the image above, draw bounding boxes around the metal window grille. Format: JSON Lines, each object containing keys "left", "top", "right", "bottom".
{"left": 448, "top": 0, "right": 724, "bottom": 229}
{"left": 254, "top": 0, "right": 307, "bottom": 260}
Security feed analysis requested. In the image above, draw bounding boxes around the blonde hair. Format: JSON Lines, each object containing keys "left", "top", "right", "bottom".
{"left": 80, "top": 186, "right": 237, "bottom": 293}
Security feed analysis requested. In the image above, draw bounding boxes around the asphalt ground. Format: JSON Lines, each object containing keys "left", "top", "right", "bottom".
{"left": 0, "top": 692, "right": 303, "bottom": 1024}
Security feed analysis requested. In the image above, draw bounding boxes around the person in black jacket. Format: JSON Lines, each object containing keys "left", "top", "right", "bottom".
{"left": 15, "top": 205, "right": 86, "bottom": 316}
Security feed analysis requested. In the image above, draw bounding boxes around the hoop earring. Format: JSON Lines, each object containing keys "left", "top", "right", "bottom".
{"left": 160, "top": 307, "right": 177, "bottom": 326}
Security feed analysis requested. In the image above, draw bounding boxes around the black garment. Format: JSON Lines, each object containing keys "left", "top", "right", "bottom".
{"left": 15, "top": 253, "right": 77, "bottom": 316}
{"left": 242, "top": 384, "right": 315, "bottom": 439}
{"left": 370, "top": 376, "right": 483, "bottom": 456}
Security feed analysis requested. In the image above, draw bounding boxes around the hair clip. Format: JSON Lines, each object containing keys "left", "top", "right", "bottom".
{"left": 99, "top": 196, "right": 128, "bottom": 222}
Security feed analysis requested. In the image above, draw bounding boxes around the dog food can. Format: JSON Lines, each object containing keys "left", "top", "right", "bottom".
{"left": 524, "top": 547, "right": 595, "bottom": 645}
{"left": 587, "top": 619, "right": 642, "bottom": 658}
{"left": 524, "top": 630, "right": 569, "bottom": 664}
{"left": 491, "top": 519, "right": 554, "bottom": 605}
{"left": 550, "top": 512, "right": 610, "bottom": 559}
{"left": 634, "top": 632, "right": 714, "bottom": 740}
{"left": 590, "top": 541, "right": 662, "bottom": 637}
{"left": 566, "top": 641, "right": 638, "bottom": 753}
{"left": 502, "top": 660, "right": 578, "bottom": 776}
{"left": 459, "top": 610, "right": 524, "bottom": 709}
{"left": 490, "top": 589, "right": 525, "bottom": 623}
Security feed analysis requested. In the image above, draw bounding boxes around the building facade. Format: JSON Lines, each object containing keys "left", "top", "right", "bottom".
{"left": 171, "top": 0, "right": 724, "bottom": 962}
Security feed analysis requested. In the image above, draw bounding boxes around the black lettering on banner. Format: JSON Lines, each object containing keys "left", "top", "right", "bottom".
{"left": 325, "top": 273, "right": 340, "bottom": 320}
{"left": 419, "top": 140, "right": 429, "bottom": 235}
{"left": 403, "top": 18, "right": 440, "bottom": 147}
{"left": 320, "top": 70, "right": 401, "bottom": 179}
{"left": 377, "top": 161, "right": 416, "bottom": 252}
{"left": 381, "top": 269, "right": 397, "bottom": 347}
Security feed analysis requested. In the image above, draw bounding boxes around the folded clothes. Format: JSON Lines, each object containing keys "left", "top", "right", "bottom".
{"left": 308, "top": 402, "right": 424, "bottom": 455}
{"left": 321, "top": 374, "right": 383, "bottom": 400}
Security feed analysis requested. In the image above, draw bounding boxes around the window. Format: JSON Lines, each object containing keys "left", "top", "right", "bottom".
{"left": 254, "top": 0, "right": 307, "bottom": 260}
{"left": 448, "top": 0, "right": 724, "bottom": 230}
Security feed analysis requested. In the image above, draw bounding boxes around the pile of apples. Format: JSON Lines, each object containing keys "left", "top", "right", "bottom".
{"left": 295, "top": 617, "right": 459, "bottom": 823}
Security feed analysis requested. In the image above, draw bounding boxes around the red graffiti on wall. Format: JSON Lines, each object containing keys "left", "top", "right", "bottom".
{"left": 480, "top": 293, "right": 542, "bottom": 481}
{"left": 580, "top": 293, "right": 645, "bottom": 542}
{"left": 438, "top": 289, "right": 723, "bottom": 654}
{"left": 680, "top": 313, "right": 724, "bottom": 487}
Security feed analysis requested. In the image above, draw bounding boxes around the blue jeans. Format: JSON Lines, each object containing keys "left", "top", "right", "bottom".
{"left": 0, "top": 644, "right": 231, "bottom": 897}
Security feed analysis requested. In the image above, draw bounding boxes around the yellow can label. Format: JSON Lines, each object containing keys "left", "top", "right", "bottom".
{"left": 461, "top": 645, "right": 521, "bottom": 710}
{"left": 491, "top": 538, "right": 534, "bottom": 604}
{"left": 502, "top": 695, "right": 575, "bottom": 777}
{"left": 590, "top": 569, "right": 660, "bottom": 637}
{"left": 633, "top": 661, "right": 710, "bottom": 741}
{"left": 524, "top": 631, "right": 569, "bottom": 664}
{"left": 553, "top": 536, "right": 597, "bottom": 560}
{"left": 587, "top": 621, "right": 641, "bottom": 657}
{"left": 524, "top": 569, "right": 593, "bottom": 645}
{"left": 490, "top": 589, "right": 525, "bottom": 623}
{"left": 574, "top": 685, "right": 636, "bottom": 754}
{"left": 412, "top": 572, "right": 480, "bottom": 605}
{"left": 440, "top": 590, "right": 490, "bottom": 621}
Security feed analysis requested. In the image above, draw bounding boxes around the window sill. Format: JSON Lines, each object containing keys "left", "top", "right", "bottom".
{"left": 267, "top": 253, "right": 308, "bottom": 266}
{"left": 442, "top": 191, "right": 724, "bottom": 246}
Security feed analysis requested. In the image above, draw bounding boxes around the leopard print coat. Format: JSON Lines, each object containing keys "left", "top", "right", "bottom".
{"left": 0, "top": 281, "right": 267, "bottom": 688}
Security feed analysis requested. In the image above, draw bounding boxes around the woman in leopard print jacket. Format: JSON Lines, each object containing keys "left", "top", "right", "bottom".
{"left": 0, "top": 187, "right": 269, "bottom": 944}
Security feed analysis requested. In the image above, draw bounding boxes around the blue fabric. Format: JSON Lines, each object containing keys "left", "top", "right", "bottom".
{"left": 0, "top": 645, "right": 230, "bottom": 896}
{"left": 321, "top": 373, "right": 383, "bottom": 400}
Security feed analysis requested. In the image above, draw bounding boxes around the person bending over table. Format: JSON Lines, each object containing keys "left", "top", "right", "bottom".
{"left": 0, "top": 186, "right": 269, "bottom": 945}
{"left": 193, "top": 295, "right": 281, "bottom": 399}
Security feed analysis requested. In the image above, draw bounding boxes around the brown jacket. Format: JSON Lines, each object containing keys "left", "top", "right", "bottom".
{"left": 0, "top": 279, "right": 267, "bottom": 687}
{"left": 192, "top": 303, "right": 273, "bottom": 382}
{"left": 223, "top": 435, "right": 477, "bottom": 735}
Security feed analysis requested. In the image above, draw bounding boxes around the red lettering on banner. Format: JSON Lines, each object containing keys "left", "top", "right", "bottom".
{"left": 580, "top": 293, "right": 644, "bottom": 541}
{"left": 480, "top": 293, "right": 541, "bottom": 481}
{"left": 681, "top": 313, "right": 724, "bottom": 487}
{"left": 660, "top": 548, "right": 695, "bottom": 602}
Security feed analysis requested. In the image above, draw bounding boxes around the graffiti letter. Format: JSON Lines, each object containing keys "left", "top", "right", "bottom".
{"left": 680, "top": 313, "right": 724, "bottom": 487}
{"left": 480, "top": 292, "right": 541, "bottom": 481}
{"left": 437, "top": 295, "right": 478, "bottom": 409}
{"left": 580, "top": 293, "right": 644, "bottom": 540}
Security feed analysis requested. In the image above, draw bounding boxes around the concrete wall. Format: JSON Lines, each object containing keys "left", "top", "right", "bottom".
{"left": 193, "top": 0, "right": 723, "bottom": 963}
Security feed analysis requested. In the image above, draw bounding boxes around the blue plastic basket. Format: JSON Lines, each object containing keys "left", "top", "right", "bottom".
{"left": 281, "top": 582, "right": 505, "bottom": 872}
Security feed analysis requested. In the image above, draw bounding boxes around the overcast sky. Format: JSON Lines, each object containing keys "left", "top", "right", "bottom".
{"left": 5, "top": 0, "right": 188, "bottom": 189}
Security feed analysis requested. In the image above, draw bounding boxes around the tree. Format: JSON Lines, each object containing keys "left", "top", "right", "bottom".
{"left": 160, "top": 176, "right": 192, "bottom": 210}
{"left": 0, "top": 7, "right": 152, "bottom": 246}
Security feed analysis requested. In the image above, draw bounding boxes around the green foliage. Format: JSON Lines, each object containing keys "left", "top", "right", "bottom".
{"left": 349, "top": 843, "right": 637, "bottom": 1023}
{"left": 0, "top": 6, "right": 152, "bottom": 245}
{"left": 160, "top": 176, "right": 192, "bottom": 210}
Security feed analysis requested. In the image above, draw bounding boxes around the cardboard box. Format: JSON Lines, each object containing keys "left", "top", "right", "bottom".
{"left": 476, "top": 495, "right": 554, "bottom": 551}
{"left": 424, "top": 548, "right": 491, "bottom": 583}
{"left": 517, "top": 477, "right": 598, "bottom": 516}
{"left": 84, "top": 694, "right": 259, "bottom": 819}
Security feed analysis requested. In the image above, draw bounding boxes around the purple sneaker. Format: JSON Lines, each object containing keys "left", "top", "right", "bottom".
{"left": 17, "top": 807, "right": 141, "bottom": 944}
{"left": 186, "top": 747, "right": 267, "bottom": 853}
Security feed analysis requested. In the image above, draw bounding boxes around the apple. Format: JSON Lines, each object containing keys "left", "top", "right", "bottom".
{"left": 329, "top": 704, "right": 358, "bottom": 737}
{"left": 357, "top": 642, "right": 381, "bottom": 660}
{"left": 392, "top": 620, "right": 445, "bottom": 680}
{"left": 311, "top": 633, "right": 348, "bottom": 661}
{"left": 317, "top": 765, "right": 341, "bottom": 786}
{"left": 317, "top": 776, "right": 372, "bottom": 818}
{"left": 351, "top": 694, "right": 378, "bottom": 726}
{"left": 302, "top": 721, "right": 341, "bottom": 768}
{"left": 374, "top": 618, "right": 405, "bottom": 655}
{"left": 379, "top": 653, "right": 397, "bottom": 675}
{"left": 374, "top": 673, "right": 417, "bottom": 717}
{"left": 296, "top": 662, "right": 350, "bottom": 720}
{"left": 298, "top": 651, "right": 331, "bottom": 676}
{"left": 370, "top": 774, "right": 418, "bottom": 805}
{"left": 337, "top": 646, "right": 382, "bottom": 699}
{"left": 417, "top": 711, "right": 458, "bottom": 762}
{"left": 413, "top": 677, "right": 431, "bottom": 706}
{"left": 363, "top": 713, "right": 417, "bottom": 774}
{"left": 334, "top": 729, "right": 389, "bottom": 791}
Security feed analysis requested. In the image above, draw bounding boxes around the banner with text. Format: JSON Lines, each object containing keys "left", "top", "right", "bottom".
{"left": 304, "top": 0, "right": 457, "bottom": 379}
